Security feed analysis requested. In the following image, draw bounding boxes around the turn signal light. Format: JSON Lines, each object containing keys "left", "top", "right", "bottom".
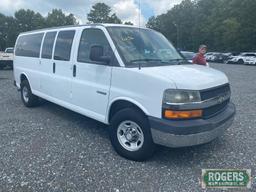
{"left": 164, "top": 109, "right": 202, "bottom": 119}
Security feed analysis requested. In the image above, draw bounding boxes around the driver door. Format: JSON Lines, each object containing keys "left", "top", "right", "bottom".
{"left": 71, "top": 27, "right": 114, "bottom": 122}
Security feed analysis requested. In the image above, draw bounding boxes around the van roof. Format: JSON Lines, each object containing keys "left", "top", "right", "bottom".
{"left": 19, "top": 24, "right": 148, "bottom": 35}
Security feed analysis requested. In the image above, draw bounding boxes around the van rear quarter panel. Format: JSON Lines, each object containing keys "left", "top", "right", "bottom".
{"left": 14, "top": 56, "right": 41, "bottom": 91}
{"left": 109, "top": 67, "right": 174, "bottom": 119}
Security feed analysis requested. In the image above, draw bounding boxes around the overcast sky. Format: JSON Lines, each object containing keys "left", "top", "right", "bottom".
{"left": 0, "top": 0, "right": 182, "bottom": 26}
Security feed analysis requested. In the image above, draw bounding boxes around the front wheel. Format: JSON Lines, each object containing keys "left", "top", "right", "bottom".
{"left": 109, "top": 108, "right": 156, "bottom": 161}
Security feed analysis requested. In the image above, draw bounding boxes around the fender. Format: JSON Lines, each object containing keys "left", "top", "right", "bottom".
{"left": 106, "top": 97, "right": 149, "bottom": 124}
{"left": 19, "top": 72, "right": 31, "bottom": 89}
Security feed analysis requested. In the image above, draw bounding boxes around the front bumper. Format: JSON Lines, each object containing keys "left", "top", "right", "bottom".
{"left": 244, "top": 61, "right": 255, "bottom": 65}
{"left": 149, "top": 102, "right": 236, "bottom": 148}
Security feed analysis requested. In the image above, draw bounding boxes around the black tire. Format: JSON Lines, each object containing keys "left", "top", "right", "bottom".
{"left": 109, "top": 108, "right": 156, "bottom": 161}
{"left": 20, "top": 80, "right": 39, "bottom": 107}
{"left": 237, "top": 59, "right": 244, "bottom": 64}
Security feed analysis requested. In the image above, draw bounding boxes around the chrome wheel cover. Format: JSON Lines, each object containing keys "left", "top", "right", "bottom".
{"left": 22, "top": 86, "right": 29, "bottom": 103}
{"left": 117, "top": 120, "right": 144, "bottom": 152}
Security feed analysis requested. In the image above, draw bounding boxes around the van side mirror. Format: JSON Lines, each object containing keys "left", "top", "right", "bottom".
{"left": 89, "top": 45, "right": 111, "bottom": 64}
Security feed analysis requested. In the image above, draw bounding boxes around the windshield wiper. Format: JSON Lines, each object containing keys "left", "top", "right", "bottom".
{"left": 130, "top": 59, "right": 164, "bottom": 69}
{"left": 130, "top": 58, "right": 163, "bottom": 63}
{"left": 128, "top": 58, "right": 189, "bottom": 69}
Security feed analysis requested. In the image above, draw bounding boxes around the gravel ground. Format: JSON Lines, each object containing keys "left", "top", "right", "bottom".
{"left": 0, "top": 63, "right": 255, "bottom": 192}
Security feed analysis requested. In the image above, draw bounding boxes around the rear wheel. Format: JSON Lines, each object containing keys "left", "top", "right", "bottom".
{"left": 20, "top": 80, "right": 39, "bottom": 107}
{"left": 237, "top": 59, "right": 244, "bottom": 64}
{"left": 109, "top": 108, "right": 156, "bottom": 161}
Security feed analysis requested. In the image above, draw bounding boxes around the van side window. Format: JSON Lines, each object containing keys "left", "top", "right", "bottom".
{"left": 54, "top": 30, "right": 75, "bottom": 61}
{"left": 15, "top": 33, "right": 44, "bottom": 58}
{"left": 41, "top": 32, "right": 57, "bottom": 59}
{"left": 77, "top": 28, "right": 113, "bottom": 64}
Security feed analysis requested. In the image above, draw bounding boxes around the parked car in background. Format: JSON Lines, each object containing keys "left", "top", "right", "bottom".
{"left": 180, "top": 51, "right": 196, "bottom": 63}
{"left": 243, "top": 56, "right": 256, "bottom": 65}
{"left": 205, "top": 52, "right": 227, "bottom": 63}
{"left": 0, "top": 47, "right": 14, "bottom": 69}
{"left": 205, "top": 52, "right": 214, "bottom": 62}
{"left": 226, "top": 52, "right": 256, "bottom": 65}
{"left": 220, "top": 53, "right": 233, "bottom": 63}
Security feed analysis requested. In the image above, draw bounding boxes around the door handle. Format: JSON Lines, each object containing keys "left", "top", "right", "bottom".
{"left": 73, "top": 65, "right": 76, "bottom": 77}
{"left": 97, "top": 91, "right": 107, "bottom": 95}
{"left": 53, "top": 62, "right": 56, "bottom": 73}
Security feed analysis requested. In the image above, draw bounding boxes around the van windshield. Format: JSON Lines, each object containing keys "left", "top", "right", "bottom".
{"left": 107, "top": 27, "right": 185, "bottom": 67}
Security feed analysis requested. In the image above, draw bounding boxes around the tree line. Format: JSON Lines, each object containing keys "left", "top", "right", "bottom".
{"left": 0, "top": 9, "right": 78, "bottom": 50}
{"left": 0, "top": 3, "right": 132, "bottom": 51}
{"left": 147, "top": 0, "right": 256, "bottom": 52}
{"left": 1, "top": 0, "right": 256, "bottom": 52}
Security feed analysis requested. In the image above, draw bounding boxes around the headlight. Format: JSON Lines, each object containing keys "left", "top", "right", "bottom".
{"left": 163, "top": 89, "right": 201, "bottom": 104}
{"left": 162, "top": 89, "right": 202, "bottom": 119}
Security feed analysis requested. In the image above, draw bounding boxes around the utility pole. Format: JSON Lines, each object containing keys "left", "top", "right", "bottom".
{"left": 173, "top": 22, "right": 179, "bottom": 49}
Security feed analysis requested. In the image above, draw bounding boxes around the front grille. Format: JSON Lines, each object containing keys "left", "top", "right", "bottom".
{"left": 200, "top": 84, "right": 231, "bottom": 118}
{"left": 203, "top": 99, "right": 229, "bottom": 119}
{"left": 200, "top": 84, "right": 231, "bottom": 101}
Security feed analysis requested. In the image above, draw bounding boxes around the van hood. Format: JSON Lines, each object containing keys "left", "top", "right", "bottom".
{"left": 139, "top": 64, "right": 229, "bottom": 90}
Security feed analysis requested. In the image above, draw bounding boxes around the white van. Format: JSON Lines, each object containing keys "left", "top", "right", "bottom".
{"left": 13, "top": 24, "right": 235, "bottom": 161}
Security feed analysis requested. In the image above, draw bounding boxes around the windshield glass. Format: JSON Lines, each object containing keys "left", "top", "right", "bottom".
{"left": 107, "top": 27, "right": 184, "bottom": 67}
{"left": 181, "top": 52, "right": 195, "bottom": 60}
{"left": 6, "top": 48, "right": 14, "bottom": 53}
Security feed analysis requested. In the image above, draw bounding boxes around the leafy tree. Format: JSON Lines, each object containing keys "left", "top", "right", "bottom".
{"left": 0, "top": 14, "right": 8, "bottom": 50}
{"left": 213, "top": 18, "right": 240, "bottom": 52}
{"left": 1, "top": 0, "right": 256, "bottom": 52}
{"left": 46, "top": 9, "right": 78, "bottom": 27}
{"left": 87, "top": 3, "right": 121, "bottom": 24}
{"left": 65, "top": 13, "right": 78, "bottom": 26}
{"left": 3, "top": 16, "right": 18, "bottom": 49}
{"left": 108, "top": 13, "right": 122, "bottom": 24}
{"left": 0, "top": 9, "right": 78, "bottom": 50}
{"left": 15, "top": 9, "right": 45, "bottom": 32}
{"left": 124, "top": 21, "right": 133, "bottom": 25}
{"left": 146, "top": 0, "right": 256, "bottom": 52}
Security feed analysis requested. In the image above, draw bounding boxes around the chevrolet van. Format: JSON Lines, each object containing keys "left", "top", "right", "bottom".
{"left": 14, "top": 24, "right": 235, "bottom": 161}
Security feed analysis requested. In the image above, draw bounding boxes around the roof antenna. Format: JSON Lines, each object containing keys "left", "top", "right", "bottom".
{"left": 139, "top": 0, "right": 141, "bottom": 28}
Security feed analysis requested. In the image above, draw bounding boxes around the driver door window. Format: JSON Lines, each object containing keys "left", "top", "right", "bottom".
{"left": 77, "top": 28, "right": 113, "bottom": 65}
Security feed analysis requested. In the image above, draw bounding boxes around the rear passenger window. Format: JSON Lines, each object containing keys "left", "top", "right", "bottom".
{"left": 77, "top": 28, "right": 112, "bottom": 64}
{"left": 54, "top": 30, "right": 75, "bottom": 61}
{"left": 15, "top": 33, "right": 44, "bottom": 57}
{"left": 41, "top": 32, "right": 57, "bottom": 59}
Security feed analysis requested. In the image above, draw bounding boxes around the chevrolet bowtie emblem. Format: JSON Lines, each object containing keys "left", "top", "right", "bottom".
{"left": 217, "top": 94, "right": 227, "bottom": 104}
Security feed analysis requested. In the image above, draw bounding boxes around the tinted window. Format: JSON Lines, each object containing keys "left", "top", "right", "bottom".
{"left": 77, "top": 28, "right": 112, "bottom": 63}
{"left": 181, "top": 52, "right": 195, "bottom": 60}
{"left": 15, "top": 33, "right": 44, "bottom": 57}
{"left": 54, "top": 30, "right": 75, "bottom": 61}
{"left": 42, "top": 32, "right": 57, "bottom": 59}
{"left": 244, "top": 54, "right": 256, "bottom": 57}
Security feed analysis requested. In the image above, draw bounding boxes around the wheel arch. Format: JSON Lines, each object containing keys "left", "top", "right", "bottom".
{"left": 107, "top": 98, "right": 149, "bottom": 124}
{"left": 20, "top": 73, "right": 30, "bottom": 84}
